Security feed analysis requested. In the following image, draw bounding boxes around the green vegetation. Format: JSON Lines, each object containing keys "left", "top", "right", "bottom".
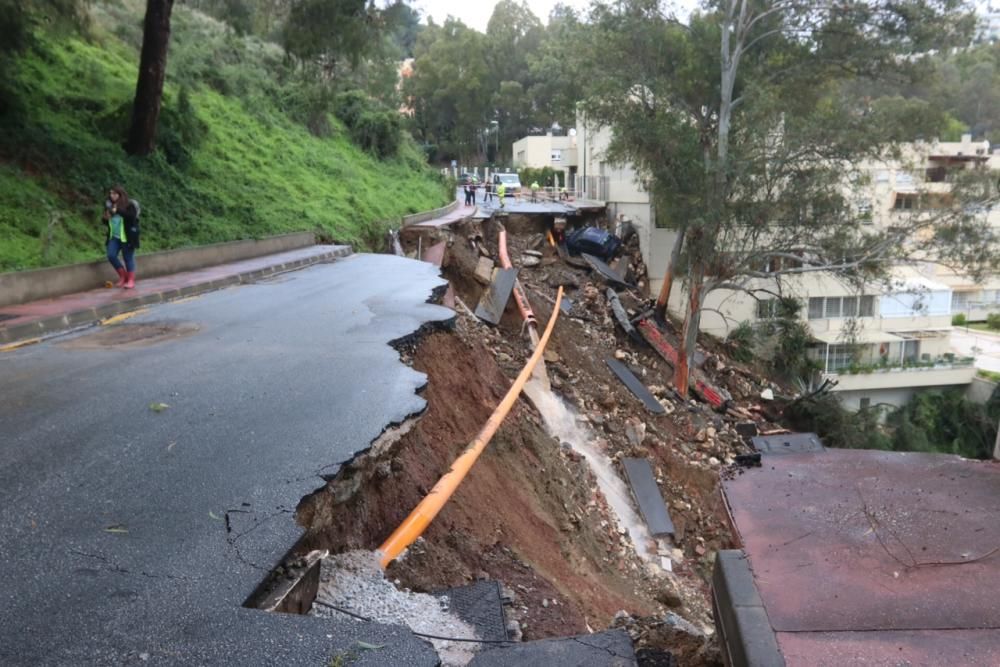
{"left": 0, "top": 2, "right": 449, "bottom": 272}
{"left": 787, "top": 385, "right": 1000, "bottom": 460}
{"left": 517, "top": 167, "right": 561, "bottom": 189}
{"left": 952, "top": 313, "right": 967, "bottom": 326}
{"left": 977, "top": 369, "right": 1000, "bottom": 382}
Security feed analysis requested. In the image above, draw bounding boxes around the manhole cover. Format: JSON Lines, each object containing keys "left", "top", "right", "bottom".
{"left": 58, "top": 321, "right": 200, "bottom": 349}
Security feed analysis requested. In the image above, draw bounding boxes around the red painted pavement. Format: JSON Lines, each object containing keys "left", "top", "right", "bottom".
{"left": 0, "top": 245, "right": 346, "bottom": 332}
{"left": 722, "top": 448, "right": 1000, "bottom": 664}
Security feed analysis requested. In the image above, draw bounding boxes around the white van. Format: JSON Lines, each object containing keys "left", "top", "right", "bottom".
{"left": 493, "top": 172, "right": 522, "bottom": 196}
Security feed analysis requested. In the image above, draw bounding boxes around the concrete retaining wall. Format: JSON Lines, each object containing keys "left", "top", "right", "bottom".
{"left": 967, "top": 376, "right": 998, "bottom": 404}
{"left": 401, "top": 200, "right": 460, "bottom": 227}
{"left": 0, "top": 231, "right": 316, "bottom": 308}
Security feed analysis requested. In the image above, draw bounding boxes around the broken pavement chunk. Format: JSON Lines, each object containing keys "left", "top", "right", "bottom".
{"left": 606, "top": 288, "right": 641, "bottom": 342}
{"left": 581, "top": 253, "right": 633, "bottom": 289}
{"left": 605, "top": 357, "right": 666, "bottom": 415}
{"left": 474, "top": 268, "right": 517, "bottom": 325}
{"left": 474, "top": 256, "right": 495, "bottom": 285}
{"left": 622, "top": 458, "right": 675, "bottom": 538}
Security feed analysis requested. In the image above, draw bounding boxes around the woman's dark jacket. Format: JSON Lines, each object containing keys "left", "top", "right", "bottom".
{"left": 109, "top": 202, "right": 141, "bottom": 248}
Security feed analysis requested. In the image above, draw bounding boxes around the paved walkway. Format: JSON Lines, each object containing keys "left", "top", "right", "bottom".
{"left": 951, "top": 329, "right": 1000, "bottom": 373}
{"left": 0, "top": 245, "right": 350, "bottom": 345}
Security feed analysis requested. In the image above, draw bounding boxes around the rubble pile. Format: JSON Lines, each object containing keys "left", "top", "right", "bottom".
{"left": 338, "top": 217, "right": 801, "bottom": 664}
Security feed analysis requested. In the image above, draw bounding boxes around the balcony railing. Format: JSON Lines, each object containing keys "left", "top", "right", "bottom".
{"left": 825, "top": 355, "right": 975, "bottom": 377}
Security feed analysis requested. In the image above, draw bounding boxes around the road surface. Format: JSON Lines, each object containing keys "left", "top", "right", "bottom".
{"left": 0, "top": 254, "right": 452, "bottom": 665}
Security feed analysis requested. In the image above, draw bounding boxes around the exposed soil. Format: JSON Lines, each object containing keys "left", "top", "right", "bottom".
{"left": 283, "top": 216, "right": 790, "bottom": 665}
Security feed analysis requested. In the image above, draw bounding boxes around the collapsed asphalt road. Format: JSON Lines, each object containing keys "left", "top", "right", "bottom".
{"left": 0, "top": 254, "right": 453, "bottom": 665}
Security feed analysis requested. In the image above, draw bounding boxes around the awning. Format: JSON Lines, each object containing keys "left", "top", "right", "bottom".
{"left": 812, "top": 330, "right": 905, "bottom": 345}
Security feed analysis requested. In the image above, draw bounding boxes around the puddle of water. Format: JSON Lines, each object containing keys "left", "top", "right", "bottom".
{"left": 524, "top": 380, "right": 654, "bottom": 562}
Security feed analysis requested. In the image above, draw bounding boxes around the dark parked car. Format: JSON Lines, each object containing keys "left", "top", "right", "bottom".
{"left": 565, "top": 226, "right": 621, "bottom": 260}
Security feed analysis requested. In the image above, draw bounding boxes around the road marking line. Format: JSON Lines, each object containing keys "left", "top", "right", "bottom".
{"left": 0, "top": 337, "right": 42, "bottom": 352}
{"left": 101, "top": 309, "right": 146, "bottom": 326}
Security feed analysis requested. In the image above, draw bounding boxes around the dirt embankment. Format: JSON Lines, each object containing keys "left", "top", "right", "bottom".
{"left": 290, "top": 216, "right": 786, "bottom": 664}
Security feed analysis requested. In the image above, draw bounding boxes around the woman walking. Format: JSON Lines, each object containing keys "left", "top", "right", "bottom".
{"left": 104, "top": 185, "right": 140, "bottom": 289}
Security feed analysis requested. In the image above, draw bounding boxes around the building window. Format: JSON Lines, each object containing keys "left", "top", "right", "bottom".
{"left": 828, "top": 344, "right": 855, "bottom": 371}
{"left": 756, "top": 299, "right": 780, "bottom": 319}
{"left": 860, "top": 397, "right": 871, "bottom": 410}
{"left": 551, "top": 149, "right": 562, "bottom": 163}
{"left": 952, "top": 291, "right": 971, "bottom": 310}
{"left": 808, "top": 295, "right": 875, "bottom": 319}
{"left": 894, "top": 193, "right": 918, "bottom": 210}
{"left": 808, "top": 297, "right": 824, "bottom": 320}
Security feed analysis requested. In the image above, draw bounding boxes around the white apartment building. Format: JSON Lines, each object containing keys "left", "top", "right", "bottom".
{"left": 866, "top": 135, "right": 1000, "bottom": 321}
{"left": 678, "top": 136, "right": 996, "bottom": 409}
{"left": 511, "top": 133, "right": 578, "bottom": 186}
{"left": 560, "top": 122, "right": 991, "bottom": 410}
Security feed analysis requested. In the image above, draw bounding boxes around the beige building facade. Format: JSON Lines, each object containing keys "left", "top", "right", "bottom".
{"left": 568, "top": 122, "right": 992, "bottom": 410}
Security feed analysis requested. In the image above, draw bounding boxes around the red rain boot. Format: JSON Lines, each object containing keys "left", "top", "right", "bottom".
{"left": 114, "top": 267, "right": 127, "bottom": 287}
{"left": 124, "top": 271, "right": 135, "bottom": 289}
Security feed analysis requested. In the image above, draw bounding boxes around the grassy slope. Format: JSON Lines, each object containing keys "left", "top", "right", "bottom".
{"left": 0, "top": 5, "right": 448, "bottom": 272}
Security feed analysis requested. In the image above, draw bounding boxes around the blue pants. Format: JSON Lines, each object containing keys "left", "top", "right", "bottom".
{"left": 107, "top": 238, "right": 136, "bottom": 272}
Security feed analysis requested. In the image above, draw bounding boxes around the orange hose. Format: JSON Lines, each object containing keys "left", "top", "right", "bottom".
{"left": 377, "top": 287, "right": 564, "bottom": 568}
{"left": 498, "top": 230, "right": 537, "bottom": 327}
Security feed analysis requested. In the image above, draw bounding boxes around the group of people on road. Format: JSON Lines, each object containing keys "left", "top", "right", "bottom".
{"left": 463, "top": 179, "right": 503, "bottom": 207}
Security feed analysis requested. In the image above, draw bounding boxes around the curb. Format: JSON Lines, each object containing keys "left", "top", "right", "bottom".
{"left": 711, "top": 549, "right": 786, "bottom": 667}
{"left": 0, "top": 246, "right": 352, "bottom": 346}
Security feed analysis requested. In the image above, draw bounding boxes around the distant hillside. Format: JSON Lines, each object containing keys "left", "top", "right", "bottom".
{"left": 0, "top": 1, "right": 450, "bottom": 272}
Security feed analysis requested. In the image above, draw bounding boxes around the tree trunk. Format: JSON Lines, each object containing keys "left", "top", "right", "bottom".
{"left": 675, "top": 265, "right": 705, "bottom": 399}
{"left": 654, "top": 225, "right": 686, "bottom": 320}
{"left": 125, "top": 0, "right": 175, "bottom": 156}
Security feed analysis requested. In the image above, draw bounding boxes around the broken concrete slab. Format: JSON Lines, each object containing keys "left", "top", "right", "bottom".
{"left": 622, "top": 458, "right": 676, "bottom": 538}
{"left": 475, "top": 256, "right": 495, "bottom": 285}
{"left": 469, "top": 629, "right": 636, "bottom": 666}
{"left": 581, "top": 253, "right": 633, "bottom": 289}
{"left": 606, "top": 288, "right": 641, "bottom": 342}
{"left": 435, "top": 581, "right": 509, "bottom": 643}
{"left": 750, "top": 432, "right": 824, "bottom": 455}
{"left": 606, "top": 357, "right": 666, "bottom": 415}
{"left": 421, "top": 240, "right": 448, "bottom": 268}
{"left": 475, "top": 268, "right": 517, "bottom": 325}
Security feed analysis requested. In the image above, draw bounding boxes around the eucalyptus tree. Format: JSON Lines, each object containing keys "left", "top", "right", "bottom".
{"left": 582, "top": 0, "right": 992, "bottom": 397}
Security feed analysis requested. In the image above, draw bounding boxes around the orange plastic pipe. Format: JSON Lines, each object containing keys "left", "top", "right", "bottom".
{"left": 377, "top": 287, "right": 564, "bottom": 568}
{"left": 498, "top": 230, "right": 537, "bottom": 328}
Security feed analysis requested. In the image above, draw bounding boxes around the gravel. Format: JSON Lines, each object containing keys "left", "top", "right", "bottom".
{"left": 311, "top": 550, "right": 485, "bottom": 666}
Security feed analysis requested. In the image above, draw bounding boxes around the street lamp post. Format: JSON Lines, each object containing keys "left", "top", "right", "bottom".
{"left": 491, "top": 120, "right": 499, "bottom": 163}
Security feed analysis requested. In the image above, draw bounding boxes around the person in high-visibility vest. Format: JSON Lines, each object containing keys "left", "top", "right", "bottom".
{"left": 530, "top": 181, "right": 540, "bottom": 202}
{"left": 497, "top": 182, "right": 506, "bottom": 208}
{"left": 104, "top": 185, "right": 141, "bottom": 289}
